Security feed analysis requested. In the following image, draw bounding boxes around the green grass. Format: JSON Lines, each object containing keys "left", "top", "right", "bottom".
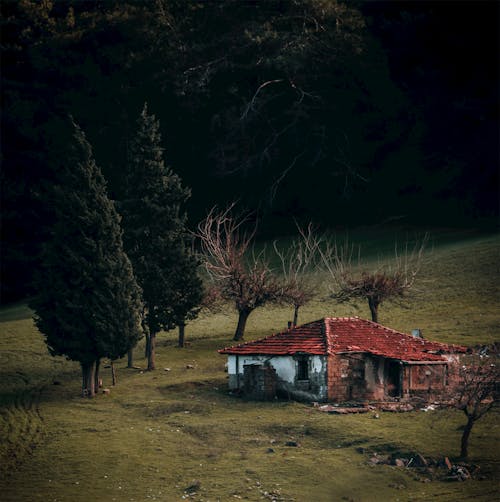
{"left": 1, "top": 228, "right": 499, "bottom": 501}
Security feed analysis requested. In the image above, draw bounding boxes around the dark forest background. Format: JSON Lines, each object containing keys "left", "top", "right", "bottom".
{"left": 1, "top": 0, "right": 498, "bottom": 303}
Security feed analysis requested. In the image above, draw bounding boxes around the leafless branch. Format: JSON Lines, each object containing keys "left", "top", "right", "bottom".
{"left": 454, "top": 360, "right": 498, "bottom": 419}
{"left": 274, "top": 223, "right": 324, "bottom": 324}
{"left": 240, "top": 79, "right": 285, "bottom": 120}
{"left": 331, "top": 130, "right": 369, "bottom": 195}
{"left": 195, "top": 204, "right": 284, "bottom": 339}
{"left": 269, "top": 150, "right": 305, "bottom": 203}
{"left": 319, "top": 234, "right": 428, "bottom": 322}
{"left": 196, "top": 203, "right": 254, "bottom": 283}
{"left": 448, "top": 354, "right": 499, "bottom": 458}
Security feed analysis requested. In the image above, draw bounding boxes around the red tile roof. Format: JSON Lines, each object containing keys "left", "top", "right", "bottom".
{"left": 220, "top": 319, "right": 328, "bottom": 356}
{"left": 219, "top": 317, "right": 467, "bottom": 362}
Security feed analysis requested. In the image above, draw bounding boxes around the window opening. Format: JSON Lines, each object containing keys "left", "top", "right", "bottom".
{"left": 297, "top": 357, "right": 309, "bottom": 380}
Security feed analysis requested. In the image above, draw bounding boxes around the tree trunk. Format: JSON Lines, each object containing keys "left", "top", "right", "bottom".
{"left": 89, "top": 360, "right": 96, "bottom": 397}
{"left": 142, "top": 315, "right": 150, "bottom": 359}
{"left": 94, "top": 358, "right": 101, "bottom": 393}
{"left": 293, "top": 305, "right": 299, "bottom": 327}
{"left": 127, "top": 348, "right": 133, "bottom": 368}
{"left": 81, "top": 362, "right": 88, "bottom": 398}
{"left": 368, "top": 297, "right": 380, "bottom": 323}
{"left": 460, "top": 416, "right": 475, "bottom": 459}
{"left": 233, "top": 309, "right": 251, "bottom": 341}
{"left": 144, "top": 332, "right": 151, "bottom": 359}
{"left": 178, "top": 321, "right": 185, "bottom": 348}
{"left": 111, "top": 360, "right": 117, "bottom": 386}
{"left": 81, "top": 361, "right": 96, "bottom": 398}
{"left": 147, "top": 331, "right": 156, "bottom": 371}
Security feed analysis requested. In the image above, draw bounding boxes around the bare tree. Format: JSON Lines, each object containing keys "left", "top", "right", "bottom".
{"left": 320, "top": 236, "right": 427, "bottom": 323}
{"left": 274, "top": 223, "right": 322, "bottom": 326}
{"left": 452, "top": 357, "right": 498, "bottom": 459}
{"left": 196, "top": 205, "right": 283, "bottom": 341}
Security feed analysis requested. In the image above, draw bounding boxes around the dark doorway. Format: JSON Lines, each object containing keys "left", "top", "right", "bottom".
{"left": 296, "top": 356, "right": 309, "bottom": 380}
{"left": 386, "top": 360, "right": 402, "bottom": 397}
{"left": 243, "top": 364, "right": 260, "bottom": 395}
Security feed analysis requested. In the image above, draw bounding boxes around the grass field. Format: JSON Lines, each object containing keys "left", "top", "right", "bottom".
{"left": 0, "top": 228, "right": 499, "bottom": 501}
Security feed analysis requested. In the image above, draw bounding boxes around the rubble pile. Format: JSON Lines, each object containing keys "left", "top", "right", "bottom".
{"left": 360, "top": 449, "right": 480, "bottom": 482}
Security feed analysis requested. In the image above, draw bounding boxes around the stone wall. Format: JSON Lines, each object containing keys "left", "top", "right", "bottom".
{"left": 243, "top": 364, "right": 277, "bottom": 400}
{"left": 327, "top": 354, "right": 386, "bottom": 402}
{"left": 327, "top": 354, "right": 349, "bottom": 401}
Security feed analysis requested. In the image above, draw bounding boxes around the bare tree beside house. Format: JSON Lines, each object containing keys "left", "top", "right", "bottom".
{"left": 452, "top": 356, "right": 498, "bottom": 459}
{"left": 274, "top": 223, "right": 322, "bottom": 326}
{"left": 320, "top": 235, "right": 427, "bottom": 323}
{"left": 196, "top": 205, "right": 283, "bottom": 341}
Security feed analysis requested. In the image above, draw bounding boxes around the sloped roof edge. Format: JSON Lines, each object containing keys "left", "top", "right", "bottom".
{"left": 218, "top": 316, "right": 467, "bottom": 362}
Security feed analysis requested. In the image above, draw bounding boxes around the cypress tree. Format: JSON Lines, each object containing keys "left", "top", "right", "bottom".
{"left": 166, "top": 245, "right": 204, "bottom": 348}
{"left": 31, "top": 118, "right": 143, "bottom": 397}
{"left": 120, "top": 103, "right": 201, "bottom": 368}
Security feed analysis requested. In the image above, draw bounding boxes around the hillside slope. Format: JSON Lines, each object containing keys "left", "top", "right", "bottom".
{"left": 0, "top": 231, "right": 498, "bottom": 501}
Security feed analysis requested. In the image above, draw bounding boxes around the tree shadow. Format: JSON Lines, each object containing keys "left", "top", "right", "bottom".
{"left": 0, "top": 302, "right": 33, "bottom": 323}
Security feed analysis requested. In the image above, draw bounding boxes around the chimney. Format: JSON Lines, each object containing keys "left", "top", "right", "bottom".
{"left": 411, "top": 329, "right": 423, "bottom": 339}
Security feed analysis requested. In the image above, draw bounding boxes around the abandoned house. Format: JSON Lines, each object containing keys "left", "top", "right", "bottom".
{"left": 219, "top": 317, "right": 467, "bottom": 403}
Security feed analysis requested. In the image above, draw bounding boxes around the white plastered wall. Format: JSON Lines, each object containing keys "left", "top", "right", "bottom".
{"left": 226, "top": 354, "right": 326, "bottom": 391}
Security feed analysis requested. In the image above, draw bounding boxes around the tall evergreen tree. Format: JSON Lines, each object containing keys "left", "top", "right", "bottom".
{"left": 167, "top": 245, "right": 204, "bottom": 348}
{"left": 31, "top": 118, "right": 143, "bottom": 397}
{"left": 120, "top": 103, "right": 201, "bottom": 368}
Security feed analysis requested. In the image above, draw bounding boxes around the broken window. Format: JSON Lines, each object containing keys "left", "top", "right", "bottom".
{"left": 297, "top": 356, "right": 309, "bottom": 380}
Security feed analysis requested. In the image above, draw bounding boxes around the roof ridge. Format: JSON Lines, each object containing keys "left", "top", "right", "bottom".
{"left": 325, "top": 316, "right": 360, "bottom": 321}
{"left": 358, "top": 317, "right": 414, "bottom": 337}
{"left": 322, "top": 318, "right": 332, "bottom": 355}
